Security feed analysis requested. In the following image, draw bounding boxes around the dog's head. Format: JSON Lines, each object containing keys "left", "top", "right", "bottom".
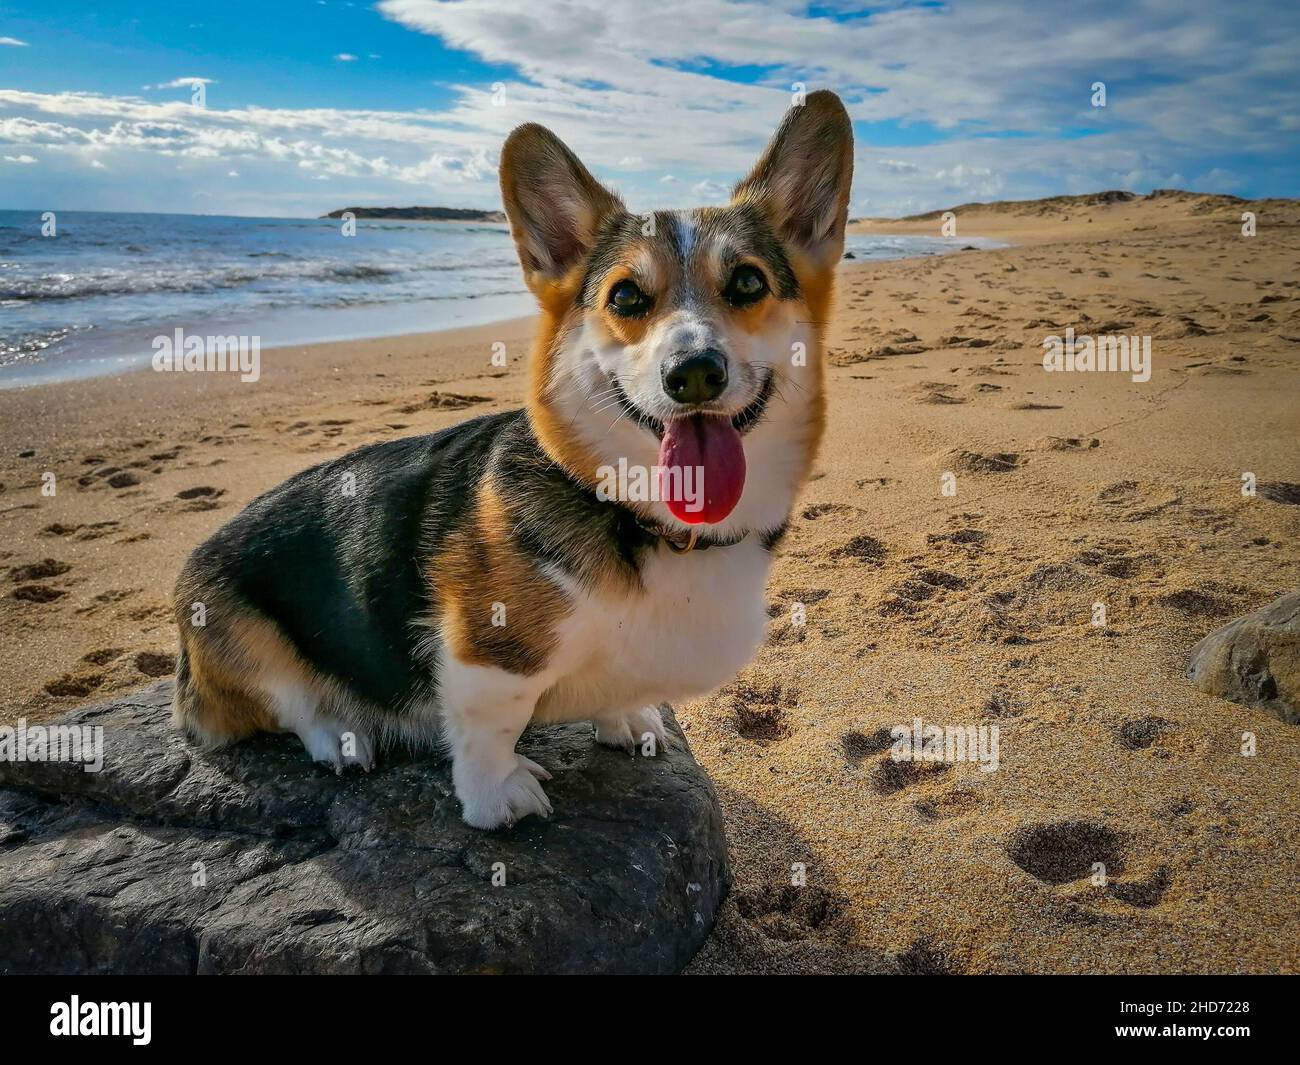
{"left": 500, "top": 91, "right": 853, "bottom": 538}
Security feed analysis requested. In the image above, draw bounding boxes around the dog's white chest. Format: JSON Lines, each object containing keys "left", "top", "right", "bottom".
{"left": 537, "top": 538, "right": 772, "bottom": 720}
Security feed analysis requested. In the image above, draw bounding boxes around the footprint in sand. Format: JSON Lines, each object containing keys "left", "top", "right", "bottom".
{"left": 914, "top": 787, "right": 982, "bottom": 822}
{"left": 1157, "top": 587, "right": 1239, "bottom": 618}
{"left": 135, "top": 650, "right": 176, "bottom": 677}
{"left": 915, "top": 386, "right": 968, "bottom": 405}
{"left": 43, "top": 672, "right": 106, "bottom": 698}
{"left": 73, "top": 587, "right": 140, "bottom": 617}
{"left": 1007, "top": 820, "right": 1125, "bottom": 885}
{"left": 800, "top": 502, "right": 858, "bottom": 520}
{"left": 158, "top": 485, "right": 226, "bottom": 514}
{"left": 927, "top": 528, "right": 988, "bottom": 550}
{"left": 883, "top": 567, "right": 968, "bottom": 611}
{"left": 177, "top": 485, "right": 223, "bottom": 501}
{"left": 12, "top": 584, "right": 67, "bottom": 603}
{"left": 9, "top": 558, "right": 71, "bottom": 582}
{"left": 318, "top": 418, "right": 353, "bottom": 439}
{"left": 872, "top": 755, "right": 950, "bottom": 795}
{"left": 1109, "top": 867, "right": 1172, "bottom": 909}
{"left": 1258, "top": 482, "right": 1300, "bottom": 506}
{"left": 733, "top": 883, "right": 848, "bottom": 940}
{"left": 766, "top": 587, "right": 829, "bottom": 646}
{"left": 895, "top": 939, "right": 962, "bottom": 975}
{"left": 839, "top": 728, "right": 894, "bottom": 765}
{"left": 397, "top": 392, "right": 491, "bottom": 415}
{"left": 1116, "top": 716, "right": 1171, "bottom": 750}
{"left": 828, "top": 534, "right": 887, "bottom": 563}
{"left": 949, "top": 449, "right": 1022, "bottom": 474}
{"left": 940, "top": 335, "right": 996, "bottom": 349}
{"left": 75, "top": 521, "right": 122, "bottom": 541}
{"left": 1043, "top": 436, "right": 1099, "bottom": 451}
{"left": 766, "top": 587, "right": 830, "bottom": 617}
{"left": 1075, "top": 547, "right": 1140, "bottom": 578}
{"left": 119, "top": 602, "right": 172, "bottom": 625}
{"left": 723, "top": 681, "right": 795, "bottom": 743}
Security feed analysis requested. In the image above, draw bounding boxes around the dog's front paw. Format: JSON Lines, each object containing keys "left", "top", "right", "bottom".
{"left": 594, "top": 705, "right": 667, "bottom": 755}
{"left": 458, "top": 754, "right": 553, "bottom": 830}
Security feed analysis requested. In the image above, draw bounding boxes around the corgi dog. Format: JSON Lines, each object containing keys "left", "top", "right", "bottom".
{"left": 171, "top": 91, "right": 853, "bottom": 829}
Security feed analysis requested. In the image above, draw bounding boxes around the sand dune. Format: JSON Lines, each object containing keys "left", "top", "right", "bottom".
{"left": 2, "top": 192, "right": 1297, "bottom": 973}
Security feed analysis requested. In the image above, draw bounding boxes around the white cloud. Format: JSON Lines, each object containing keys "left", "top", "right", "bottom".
{"left": 0, "top": 0, "right": 1296, "bottom": 216}
{"left": 334, "top": 53, "right": 358, "bottom": 62}
{"left": 0, "top": 36, "right": 28, "bottom": 47}
{"left": 3, "top": 153, "right": 38, "bottom": 163}
{"left": 144, "top": 77, "right": 217, "bottom": 90}
{"left": 692, "top": 179, "right": 728, "bottom": 201}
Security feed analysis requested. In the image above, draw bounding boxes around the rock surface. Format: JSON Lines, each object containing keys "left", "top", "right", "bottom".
{"left": 1187, "top": 590, "right": 1300, "bottom": 725}
{"left": 0, "top": 681, "right": 729, "bottom": 974}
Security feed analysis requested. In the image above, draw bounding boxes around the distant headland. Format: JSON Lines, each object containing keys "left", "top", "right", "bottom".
{"left": 320, "top": 206, "right": 507, "bottom": 223}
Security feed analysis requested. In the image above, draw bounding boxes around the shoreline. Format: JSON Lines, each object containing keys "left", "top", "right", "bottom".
{"left": 0, "top": 298, "right": 537, "bottom": 392}
{"left": 0, "top": 232, "right": 1004, "bottom": 392}
{"left": 2, "top": 194, "right": 1298, "bottom": 974}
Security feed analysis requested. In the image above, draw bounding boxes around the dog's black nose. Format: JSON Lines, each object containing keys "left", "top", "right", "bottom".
{"left": 662, "top": 349, "right": 728, "bottom": 405}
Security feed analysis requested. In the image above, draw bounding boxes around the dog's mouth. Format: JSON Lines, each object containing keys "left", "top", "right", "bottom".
{"left": 607, "top": 371, "right": 772, "bottom": 525}
{"left": 609, "top": 370, "right": 774, "bottom": 442}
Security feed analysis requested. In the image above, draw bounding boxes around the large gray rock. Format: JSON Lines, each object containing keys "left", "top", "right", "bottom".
{"left": 1187, "top": 590, "right": 1300, "bottom": 725}
{"left": 0, "top": 681, "right": 729, "bottom": 974}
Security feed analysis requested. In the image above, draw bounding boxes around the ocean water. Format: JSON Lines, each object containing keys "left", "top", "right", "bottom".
{"left": 0, "top": 209, "right": 1002, "bottom": 388}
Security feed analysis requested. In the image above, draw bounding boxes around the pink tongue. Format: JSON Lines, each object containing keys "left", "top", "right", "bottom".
{"left": 657, "top": 416, "right": 746, "bottom": 525}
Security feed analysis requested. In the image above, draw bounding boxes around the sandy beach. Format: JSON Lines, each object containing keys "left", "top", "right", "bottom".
{"left": 2, "top": 190, "right": 1297, "bottom": 974}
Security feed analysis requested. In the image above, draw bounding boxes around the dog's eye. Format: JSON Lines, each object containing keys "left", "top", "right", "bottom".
{"left": 724, "top": 264, "right": 768, "bottom": 306}
{"left": 608, "top": 280, "right": 651, "bottom": 317}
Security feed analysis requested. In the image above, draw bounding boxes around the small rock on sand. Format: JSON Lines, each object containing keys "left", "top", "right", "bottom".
{"left": 1186, "top": 590, "right": 1300, "bottom": 725}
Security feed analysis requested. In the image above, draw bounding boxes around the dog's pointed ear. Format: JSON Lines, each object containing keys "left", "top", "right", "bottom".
{"left": 499, "top": 124, "right": 625, "bottom": 293}
{"left": 732, "top": 91, "right": 854, "bottom": 268}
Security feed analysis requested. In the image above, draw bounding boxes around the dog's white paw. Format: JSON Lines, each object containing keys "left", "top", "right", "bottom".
{"left": 458, "top": 754, "right": 553, "bottom": 830}
{"left": 594, "top": 705, "right": 667, "bottom": 755}
{"left": 297, "top": 721, "right": 375, "bottom": 773}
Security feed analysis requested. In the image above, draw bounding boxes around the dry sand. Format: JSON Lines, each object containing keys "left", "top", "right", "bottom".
{"left": 2, "top": 190, "right": 1298, "bottom": 973}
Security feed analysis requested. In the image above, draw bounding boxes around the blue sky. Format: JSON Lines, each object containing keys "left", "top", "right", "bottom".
{"left": 1, "top": 0, "right": 1296, "bottom": 218}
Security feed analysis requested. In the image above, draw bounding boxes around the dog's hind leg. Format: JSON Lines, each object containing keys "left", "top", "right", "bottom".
{"left": 264, "top": 677, "right": 375, "bottom": 773}
{"left": 593, "top": 704, "right": 668, "bottom": 754}
{"left": 171, "top": 626, "right": 276, "bottom": 747}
